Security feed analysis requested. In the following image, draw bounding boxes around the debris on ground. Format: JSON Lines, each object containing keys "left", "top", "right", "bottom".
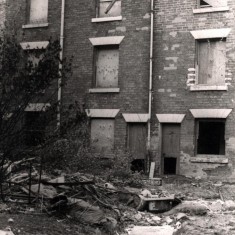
{"left": 1, "top": 168, "right": 235, "bottom": 234}
{"left": 0, "top": 228, "right": 15, "bottom": 235}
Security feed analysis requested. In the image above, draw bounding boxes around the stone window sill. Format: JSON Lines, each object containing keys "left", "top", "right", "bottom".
{"left": 91, "top": 16, "right": 122, "bottom": 23}
{"left": 190, "top": 85, "right": 228, "bottom": 91}
{"left": 89, "top": 88, "right": 120, "bottom": 93}
{"left": 193, "top": 7, "right": 229, "bottom": 14}
{"left": 22, "top": 23, "right": 49, "bottom": 29}
{"left": 191, "top": 155, "right": 228, "bottom": 164}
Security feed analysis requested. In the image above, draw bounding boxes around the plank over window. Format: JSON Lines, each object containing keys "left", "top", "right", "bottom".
{"left": 198, "top": 40, "right": 226, "bottom": 85}
{"left": 29, "top": 0, "right": 48, "bottom": 24}
{"left": 95, "top": 46, "right": 119, "bottom": 88}
{"left": 91, "top": 119, "right": 114, "bottom": 153}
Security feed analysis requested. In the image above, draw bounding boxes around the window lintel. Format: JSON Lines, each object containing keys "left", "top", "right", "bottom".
{"left": 190, "top": 109, "right": 232, "bottom": 118}
{"left": 190, "top": 28, "right": 231, "bottom": 40}
{"left": 123, "top": 113, "right": 149, "bottom": 123}
{"left": 89, "top": 36, "right": 124, "bottom": 46}
{"left": 156, "top": 114, "right": 185, "bottom": 123}
{"left": 86, "top": 109, "right": 120, "bottom": 118}
{"left": 20, "top": 41, "right": 49, "bottom": 50}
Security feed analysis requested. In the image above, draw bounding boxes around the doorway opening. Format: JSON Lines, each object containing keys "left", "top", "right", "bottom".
{"left": 131, "top": 159, "right": 145, "bottom": 172}
{"left": 164, "top": 157, "right": 177, "bottom": 175}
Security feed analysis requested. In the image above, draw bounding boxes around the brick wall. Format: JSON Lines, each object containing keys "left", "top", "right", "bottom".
{"left": 152, "top": 0, "right": 235, "bottom": 180}
{"left": 0, "top": 0, "right": 6, "bottom": 34}
{"left": 62, "top": 0, "right": 151, "bottom": 150}
{"left": 5, "top": 0, "right": 235, "bottom": 180}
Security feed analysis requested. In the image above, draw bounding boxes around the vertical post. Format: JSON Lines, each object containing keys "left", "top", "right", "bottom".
{"left": 28, "top": 161, "right": 32, "bottom": 204}
{"left": 37, "top": 155, "right": 43, "bottom": 200}
{"left": 57, "top": 0, "right": 65, "bottom": 129}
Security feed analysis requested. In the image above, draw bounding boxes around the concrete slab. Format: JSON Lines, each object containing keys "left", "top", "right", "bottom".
{"left": 128, "top": 226, "right": 174, "bottom": 235}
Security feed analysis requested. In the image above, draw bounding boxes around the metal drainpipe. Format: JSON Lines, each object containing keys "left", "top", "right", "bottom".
{"left": 147, "top": 0, "right": 154, "bottom": 152}
{"left": 57, "top": 0, "right": 65, "bottom": 128}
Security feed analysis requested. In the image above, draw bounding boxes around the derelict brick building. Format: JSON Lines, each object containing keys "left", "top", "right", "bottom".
{"left": 4, "top": 0, "right": 235, "bottom": 181}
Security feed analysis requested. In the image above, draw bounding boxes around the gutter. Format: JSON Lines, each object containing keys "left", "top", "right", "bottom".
{"left": 147, "top": 0, "right": 154, "bottom": 151}
{"left": 57, "top": 0, "right": 65, "bottom": 128}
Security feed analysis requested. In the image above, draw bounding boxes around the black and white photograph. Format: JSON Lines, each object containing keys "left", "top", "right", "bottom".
{"left": 0, "top": 0, "right": 235, "bottom": 234}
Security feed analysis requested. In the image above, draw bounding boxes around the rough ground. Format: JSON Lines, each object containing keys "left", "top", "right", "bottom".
{"left": 1, "top": 176, "right": 235, "bottom": 235}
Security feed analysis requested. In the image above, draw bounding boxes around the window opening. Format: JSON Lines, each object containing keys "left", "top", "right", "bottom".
{"left": 24, "top": 111, "right": 46, "bottom": 146}
{"left": 200, "top": 0, "right": 211, "bottom": 7}
{"left": 164, "top": 158, "right": 177, "bottom": 175}
{"left": 197, "top": 39, "right": 226, "bottom": 85}
{"left": 28, "top": 0, "right": 48, "bottom": 24}
{"left": 98, "top": 0, "right": 121, "bottom": 18}
{"left": 91, "top": 118, "right": 114, "bottom": 153}
{"left": 131, "top": 159, "right": 145, "bottom": 173}
{"left": 196, "top": 119, "right": 225, "bottom": 155}
{"left": 95, "top": 45, "right": 119, "bottom": 88}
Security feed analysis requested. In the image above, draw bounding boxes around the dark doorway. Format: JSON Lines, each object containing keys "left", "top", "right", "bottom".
{"left": 128, "top": 123, "right": 147, "bottom": 171}
{"left": 131, "top": 159, "right": 145, "bottom": 172}
{"left": 161, "top": 124, "right": 180, "bottom": 175}
{"left": 164, "top": 157, "right": 177, "bottom": 175}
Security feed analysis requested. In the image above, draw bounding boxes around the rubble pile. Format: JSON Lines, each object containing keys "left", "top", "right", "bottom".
{"left": 1, "top": 162, "right": 235, "bottom": 234}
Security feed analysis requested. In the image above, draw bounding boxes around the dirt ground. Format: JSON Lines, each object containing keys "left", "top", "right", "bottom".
{"left": 0, "top": 176, "right": 235, "bottom": 235}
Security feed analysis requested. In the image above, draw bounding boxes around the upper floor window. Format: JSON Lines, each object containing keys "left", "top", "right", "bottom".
{"left": 189, "top": 28, "right": 231, "bottom": 90}
{"left": 194, "top": 0, "right": 229, "bottom": 13}
{"left": 92, "top": 0, "right": 122, "bottom": 22}
{"left": 199, "top": 0, "right": 211, "bottom": 8}
{"left": 198, "top": 0, "right": 227, "bottom": 8}
{"left": 197, "top": 39, "right": 226, "bottom": 85}
{"left": 95, "top": 45, "right": 119, "bottom": 88}
{"left": 98, "top": 0, "right": 121, "bottom": 18}
{"left": 28, "top": 0, "right": 48, "bottom": 24}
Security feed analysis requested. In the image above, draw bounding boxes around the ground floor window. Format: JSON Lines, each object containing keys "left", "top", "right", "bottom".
{"left": 25, "top": 111, "right": 46, "bottom": 146}
{"left": 196, "top": 119, "right": 225, "bottom": 155}
{"left": 90, "top": 118, "right": 114, "bottom": 153}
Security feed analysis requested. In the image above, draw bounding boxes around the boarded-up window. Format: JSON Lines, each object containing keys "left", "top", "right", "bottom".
{"left": 91, "top": 119, "right": 114, "bottom": 153}
{"left": 98, "top": 0, "right": 121, "bottom": 18}
{"left": 27, "top": 50, "right": 44, "bottom": 67}
{"left": 128, "top": 123, "right": 147, "bottom": 160}
{"left": 196, "top": 119, "right": 225, "bottom": 155}
{"left": 95, "top": 46, "right": 119, "bottom": 88}
{"left": 198, "top": 0, "right": 227, "bottom": 8}
{"left": 197, "top": 39, "right": 226, "bottom": 85}
{"left": 25, "top": 111, "right": 46, "bottom": 146}
{"left": 29, "top": 0, "right": 48, "bottom": 24}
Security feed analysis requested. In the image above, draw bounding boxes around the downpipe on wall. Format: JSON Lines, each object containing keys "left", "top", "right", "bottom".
{"left": 57, "top": 0, "right": 65, "bottom": 128}
{"left": 147, "top": 0, "right": 154, "bottom": 171}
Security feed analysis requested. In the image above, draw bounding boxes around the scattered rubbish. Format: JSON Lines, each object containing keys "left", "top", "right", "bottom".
{"left": 224, "top": 200, "right": 235, "bottom": 211}
{"left": 69, "top": 199, "right": 105, "bottom": 224}
{"left": 127, "top": 225, "right": 175, "bottom": 235}
{"left": 166, "top": 201, "right": 208, "bottom": 216}
{"left": 7, "top": 218, "right": 14, "bottom": 224}
{"left": 0, "top": 228, "right": 15, "bottom": 235}
{"left": 104, "top": 182, "right": 116, "bottom": 190}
